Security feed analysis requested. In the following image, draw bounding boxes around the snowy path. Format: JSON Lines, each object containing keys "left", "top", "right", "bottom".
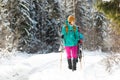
{"left": 0, "top": 51, "right": 119, "bottom": 80}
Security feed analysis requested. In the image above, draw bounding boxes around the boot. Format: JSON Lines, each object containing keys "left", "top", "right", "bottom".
{"left": 72, "top": 58, "right": 77, "bottom": 71}
{"left": 67, "top": 59, "right": 72, "bottom": 69}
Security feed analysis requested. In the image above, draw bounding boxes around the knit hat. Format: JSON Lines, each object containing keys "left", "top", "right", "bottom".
{"left": 68, "top": 15, "right": 75, "bottom": 23}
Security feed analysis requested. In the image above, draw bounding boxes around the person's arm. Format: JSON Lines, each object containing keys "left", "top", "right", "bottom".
{"left": 75, "top": 27, "right": 80, "bottom": 42}
{"left": 79, "top": 33, "right": 84, "bottom": 44}
{"left": 61, "top": 25, "right": 66, "bottom": 39}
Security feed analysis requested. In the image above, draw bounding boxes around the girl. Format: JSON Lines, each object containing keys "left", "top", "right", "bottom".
{"left": 61, "top": 15, "right": 79, "bottom": 71}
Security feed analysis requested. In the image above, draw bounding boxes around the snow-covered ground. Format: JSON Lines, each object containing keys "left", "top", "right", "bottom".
{"left": 0, "top": 50, "right": 120, "bottom": 80}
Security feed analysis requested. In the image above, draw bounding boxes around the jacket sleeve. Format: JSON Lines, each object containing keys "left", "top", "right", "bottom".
{"left": 79, "top": 33, "right": 84, "bottom": 40}
{"left": 61, "top": 26, "right": 65, "bottom": 36}
{"left": 75, "top": 27, "right": 80, "bottom": 42}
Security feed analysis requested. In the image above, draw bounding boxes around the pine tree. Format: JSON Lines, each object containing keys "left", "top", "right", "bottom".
{"left": 18, "top": 0, "right": 62, "bottom": 53}
{"left": 0, "top": 0, "right": 62, "bottom": 53}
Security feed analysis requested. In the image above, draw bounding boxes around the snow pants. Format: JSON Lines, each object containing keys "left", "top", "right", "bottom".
{"left": 65, "top": 46, "right": 78, "bottom": 59}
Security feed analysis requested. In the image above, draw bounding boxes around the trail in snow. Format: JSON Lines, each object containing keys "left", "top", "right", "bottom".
{"left": 0, "top": 51, "right": 119, "bottom": 80}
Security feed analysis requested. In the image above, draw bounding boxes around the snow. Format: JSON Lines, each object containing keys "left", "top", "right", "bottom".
{"left": 0, "top": 50, "right": 120, "bottom": 80}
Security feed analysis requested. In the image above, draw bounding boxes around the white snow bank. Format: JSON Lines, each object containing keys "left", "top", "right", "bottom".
{"left": 0, "top": 50, "right": 119, "bottom": 80}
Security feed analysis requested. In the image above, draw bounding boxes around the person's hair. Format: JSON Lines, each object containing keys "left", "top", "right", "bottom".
{"left": 68, "top": 15, "right": 75, "bottom": 23}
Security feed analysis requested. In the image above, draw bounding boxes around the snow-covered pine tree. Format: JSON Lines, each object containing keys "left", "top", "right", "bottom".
{"left": 31, "top": 0, "right": 62, "bottom": 53}
{"left": 0, "top": 0, "right": 62, "bottom": 54}
{"left": 2, "top": 0, "right": 38, "bottom": 53}
{"left": 18, "top": 0, "right": 62, "bottom": 53}
{"left": 93, "top": 12, "right": 109, "bottom": 51}
{"left": 59, "top": 0, "right": 76, "bottom": 19}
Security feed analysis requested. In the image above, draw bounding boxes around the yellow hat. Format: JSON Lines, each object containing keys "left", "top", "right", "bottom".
{"left": 68, "top": 15, "right": 75, "bottom": 23}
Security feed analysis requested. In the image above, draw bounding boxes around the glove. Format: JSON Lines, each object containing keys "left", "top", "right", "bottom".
{"left": 61, "top": 35, "right": 64, "bottom": 39}
{"left": 79, "top": 40, "right": 83, "bottom": 44}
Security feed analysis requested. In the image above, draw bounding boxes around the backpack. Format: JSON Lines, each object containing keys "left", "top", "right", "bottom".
{"left": 64, "top": 24, "right": 76, "bottom": 33}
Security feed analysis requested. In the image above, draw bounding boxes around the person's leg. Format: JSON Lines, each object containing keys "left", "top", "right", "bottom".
{"left": 65, "top": 46, "right": 71, "bottom": 59}
{"left": 71, "top": 46, "right": 77, "bottom": 59}
{"left": 65, "top": 46, "right": 72, "bottom": 69}
{"left": 71, "top": 46, "right": 78, "bottom": 71}
{"left": 67, "top": 59, "right": 72, "bottom": 69}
